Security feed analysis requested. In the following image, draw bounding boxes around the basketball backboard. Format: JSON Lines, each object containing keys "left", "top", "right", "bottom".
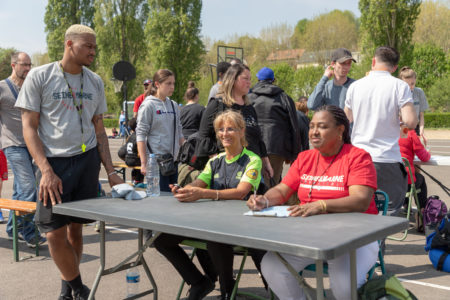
{"left": 217, "top": 45, "right": 244, "bottom": 64}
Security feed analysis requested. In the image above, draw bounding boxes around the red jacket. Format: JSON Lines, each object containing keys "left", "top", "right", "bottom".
{"left": 398, "top": 130, "right": 430, "bottom": 184}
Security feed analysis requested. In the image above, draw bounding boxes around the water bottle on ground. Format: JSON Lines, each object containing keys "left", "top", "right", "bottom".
{"left": 146, "top": 153, "right": 160, "bottom": 197}
{"left": 126, "top": 267, "right": 140, "bottom": 297}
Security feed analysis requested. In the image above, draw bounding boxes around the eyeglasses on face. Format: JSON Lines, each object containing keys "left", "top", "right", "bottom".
{"left": 15, "top": 62, "right": 33, "bottom": 67}
{"left": 218, "top": 127, "right": 239, "bottom": 133}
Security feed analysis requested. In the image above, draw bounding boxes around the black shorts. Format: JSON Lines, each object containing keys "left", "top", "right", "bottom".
{"left": 36, "top": 148, "right": 101, "bottom": 233}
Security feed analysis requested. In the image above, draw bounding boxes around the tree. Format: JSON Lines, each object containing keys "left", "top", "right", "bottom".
{"left": 0, "top": 47, "right": 16, "bottom": 80}
{"left": 427, "top": 74, "right": 450, "bottom": 111}
{"left": 44, "top": 0, "right": 95, "bottom": 61}
{"left": 411, "top": 43, "right": 449, "bottom": 93}
{"left": 292, "top": 66, "right": 324, "bottom": 99}
{"left": 271, "top": 63, "right": 295, "bottom": 96}
{"left": 291, "top": 19, "right": 309, "bottom": 48}
{"left": 359, "top": 0, "right": 421, "bottom": 67}
{"left": 296, "top": 10, "right": 358, "bottom": 52}
{"left": 145, "top": 0, "right": 204, "bottom": 103}
{"left": 413, "top": 0, "right": 450, "bottom": 52}
{"left": 94, "top": 0, "right": 149, "bottom": 110}
{"left": 31, "top": 52, "right": 50, "bottom": 67}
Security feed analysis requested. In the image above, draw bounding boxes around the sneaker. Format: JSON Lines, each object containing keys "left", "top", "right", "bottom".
{"left": 58, "top": 295, "right": 73, "bottom": 300}
{"left": 74, "top": 285, "right": 94, "bottom": 300}
{"left": 0, "top": 210, "right": 4, "bottom": 223}
{"left": 7, "top": 232, "right": 25, "bottom": 241}
{"left": 25, "top": 236, "right": 47, "bottom": 248}
{"left": 188, "top": 276, "right": 214, "bottom": 300}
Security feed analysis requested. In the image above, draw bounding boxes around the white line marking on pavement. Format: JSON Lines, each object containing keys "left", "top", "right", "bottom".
{"left": 398, "top": 277, "right": 450, "bottom": 291}
{"left": 87, "top": 223, "right": 138, "bottom": 234}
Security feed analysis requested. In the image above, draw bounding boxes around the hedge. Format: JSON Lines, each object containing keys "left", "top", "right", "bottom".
{"left": 103, "top": 113, "right": 450, "bottom": 128}
{"left": 424, "top": 113, "right": 450, "bottom": 128}
{"left": 103, "top": 118, "right": 119, "bottom": 128}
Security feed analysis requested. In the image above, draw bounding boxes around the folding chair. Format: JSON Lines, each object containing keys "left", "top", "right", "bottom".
{"left": 300, "top": 190, "right": 389, "bottom": 290}
{"left": 176, "top": 240, "right": 273, "bottom": 300}
{"left": 388, "top": 158, "right": 421, "bottom": 241}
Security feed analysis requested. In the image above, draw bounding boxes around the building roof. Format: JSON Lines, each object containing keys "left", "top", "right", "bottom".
{"left": 266, "top": 49, "right": 305, "bottom": 61}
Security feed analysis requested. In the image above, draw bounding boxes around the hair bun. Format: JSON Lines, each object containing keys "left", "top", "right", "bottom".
{"left": 188, "top": 81, "right": 195, "bottom": 88}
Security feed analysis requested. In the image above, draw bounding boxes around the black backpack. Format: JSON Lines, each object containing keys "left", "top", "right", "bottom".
{"left": 176, "top": 132, "right": 210, "bottom": 171}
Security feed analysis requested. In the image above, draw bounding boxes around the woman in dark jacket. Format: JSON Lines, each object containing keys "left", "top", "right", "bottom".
{"left": 180, "top": 81, "right": 205, "bottom": 139}
{"left": 197, "top": 63, "right": 273, "bottom": 178}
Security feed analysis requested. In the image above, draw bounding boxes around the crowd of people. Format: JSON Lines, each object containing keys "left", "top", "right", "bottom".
{"left": 0, "top": 22, "right": 432, "bottom": 300}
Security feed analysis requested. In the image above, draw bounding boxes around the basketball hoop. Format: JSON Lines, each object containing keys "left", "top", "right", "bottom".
{"left": 112, "top": 78, "right": 123, "bottom": 93}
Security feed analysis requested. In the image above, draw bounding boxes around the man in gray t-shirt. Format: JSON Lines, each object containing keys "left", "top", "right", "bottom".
{"left": 15, "top": 24, "right": 123, "bottom": 300}
{"left": 0, "top": 51, "right": 42, "bottom": 245}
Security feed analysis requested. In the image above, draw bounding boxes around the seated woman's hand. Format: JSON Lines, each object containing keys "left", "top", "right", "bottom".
{"left": 169, "top": 184, "right": 181, "bottom": 195}
{"left": 173, "top": 186, "right": 203, "bottom": 202}
{"left": 247, "top": 195, "right": 269, "bottom": 211}
{"left": 288, "top": 202, "right": 323, "bottom": 217}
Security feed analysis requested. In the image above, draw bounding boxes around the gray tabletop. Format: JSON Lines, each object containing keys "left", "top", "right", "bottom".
{"left": 53, "top": 196, "right": 407, "bottom": 260}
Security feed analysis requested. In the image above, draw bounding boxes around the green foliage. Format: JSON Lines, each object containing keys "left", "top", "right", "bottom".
{"left": 145, "top": 0, "right": 205, "bottom": 103}
{"left": 413, "top": 0, "right": 450, "bottom": 52}
{"left": 294, "top": 10, "right": 358, "bottom": 52}
{"left": 0, "top": 47, "right": 16, "bottom": 79}
{"left": 103, "top": 118, "right": 119, "bottom": 128}
{"left": 359, "top": 0, "right": 421, "bottom": 68}
{"left": 292, "top": 66, "right": 324, "bottom": 99}
{"left": 411, "top": 43, "right": 449, "bottom": 93}
{"left": 94, "top": 0, "right": 149, "bottom": 110}
{"left": 424, "top": 112, "right": 450, "bottom": 126}
{"left": 348, "top": 59, "right": 372, "bottom": 80}
{"left": 44, "top": 0, "right": 95, "bottom": 61}
{"left": 427, "top": 74, "right": 450, "bottom": 112}
{"left": 271, "top": 63, "right": 295, "bottom": 95}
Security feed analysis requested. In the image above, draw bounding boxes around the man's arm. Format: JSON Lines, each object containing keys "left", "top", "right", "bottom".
{"left": 400, "top": 102, "right": 418, "bottom": 129}
{"left": 344, "top": 106, "right": 353, "bottom": 123}
{"left": 22, "top": 110, "right": 63, "bottom": 206}
{"left": 92, "top": 114, "right": 123, "bottom": 187}
{"left": 307, "top": 68, "right": 333, "bottom": 110}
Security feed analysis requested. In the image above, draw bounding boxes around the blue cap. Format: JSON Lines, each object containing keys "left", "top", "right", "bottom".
{"left": 256, "top": 67, "right": 274, "bottom": 81}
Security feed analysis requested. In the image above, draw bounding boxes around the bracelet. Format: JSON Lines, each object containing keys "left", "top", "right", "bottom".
{"left": 214, "top": 190, "right": 219, "bottom": 201}
{"left": 318, "top": 200, "right": 327, "bottom": 213}
{"left": 108, "top": 171, "right": 117, "bottom": 177}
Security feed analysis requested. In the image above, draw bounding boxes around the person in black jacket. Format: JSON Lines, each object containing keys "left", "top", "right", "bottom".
{"left": 180, "top": 81, "right": 205, "bottom": 139}
{"left": 197, "top": 63, "right": 274, "bottom": 179}
{"left": 118, "top": 118, "right": 143, "bottom": 185}
{"left": 295, "top": 96, "right": 310, "bottom": 153}
{"left": 249, "top": 67, "right": 302, "bottom": 187}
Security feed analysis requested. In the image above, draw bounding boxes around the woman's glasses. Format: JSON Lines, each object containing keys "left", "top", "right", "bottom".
{"left": 218, "top": 127, "right": 239, "bottom": 133}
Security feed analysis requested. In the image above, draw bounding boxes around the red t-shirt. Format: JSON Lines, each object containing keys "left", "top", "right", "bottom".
{"left": 281, "top": 144, "right": 378, "bottom": 215}
{"left": 133, "top": 94, "right": 146, "bottom": 113}
{"left": 398, "top": 130, "right": 430, "bottom": 184}
{"left": 0, "top": 150, "right": 8, "bottom": 181}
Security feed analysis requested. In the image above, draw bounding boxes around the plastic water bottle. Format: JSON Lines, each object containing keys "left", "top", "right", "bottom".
{"left": 126, "top": 267, "right": 140, "bottom": 297}
{"left": 146, "top": 153, "right": 160, "bottom": 197}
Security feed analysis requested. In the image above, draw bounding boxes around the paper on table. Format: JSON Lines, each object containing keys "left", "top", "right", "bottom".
{"left": 244, "top": 206, "right": 290, "bottom": 217}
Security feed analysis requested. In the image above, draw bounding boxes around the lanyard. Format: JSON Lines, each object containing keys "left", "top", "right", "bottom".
{"left": 59, "top": 63, "right": 86, "bottom": 152}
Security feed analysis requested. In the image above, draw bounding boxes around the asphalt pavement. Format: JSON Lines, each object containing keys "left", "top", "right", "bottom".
{"left": 0, "top": 135, "right": 449, "bottom": 299}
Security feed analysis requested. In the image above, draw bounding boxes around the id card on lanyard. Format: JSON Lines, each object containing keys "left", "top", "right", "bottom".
{"left": 59, "top": 63, "right": 86, "bottom": 152}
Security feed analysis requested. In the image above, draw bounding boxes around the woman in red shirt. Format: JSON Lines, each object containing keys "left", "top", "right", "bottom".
{"left": 247, "top": 105, "right": 379, "bottom": 300}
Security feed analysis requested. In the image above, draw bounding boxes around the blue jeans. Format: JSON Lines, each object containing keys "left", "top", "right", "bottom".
{"left": 4, "top": 146, "right": 38, "bottom": 241}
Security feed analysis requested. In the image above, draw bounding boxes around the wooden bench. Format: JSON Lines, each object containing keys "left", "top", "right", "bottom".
{"left": 0, "top": 199, "right": 40, "bottom": 261}
{"left": 113, "top": 162, "right": 141, "bottom": 182}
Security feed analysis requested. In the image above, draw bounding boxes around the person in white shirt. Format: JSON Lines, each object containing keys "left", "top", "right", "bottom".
{"left": 345, "top": 46, "right": 418, "bottom": 216}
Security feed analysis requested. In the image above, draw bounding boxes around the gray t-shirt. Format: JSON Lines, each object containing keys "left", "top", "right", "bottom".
{"left": 15, "top": 62, "right": 107, "bottom": 157}
{"left": 136, "top": 96, "right": 184, "bottom": 158}
{"left": 0, "top": 78, "right": 26, "bottom": 148}
{"left": 412, "top": 87, "right": 428, "bottom": 118}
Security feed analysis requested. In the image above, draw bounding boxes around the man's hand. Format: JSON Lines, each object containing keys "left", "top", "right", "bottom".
{"left": 324, "top": 65, "right": 334, "bottom": 79}
{"left": 108, "top": 173, "right": 124, "bottom": 187}
{"left": 39, "top": 169, "right": 63, "bottom": 206}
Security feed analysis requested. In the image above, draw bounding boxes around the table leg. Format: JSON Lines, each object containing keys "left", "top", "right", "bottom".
{"left": 315, "top": 260, "right": 324, "bottom": 300}
{"left": 350, "top": 249, "right": 357, "bottom": 300}
{"left": 138, "top": 229, "right": 158, "bottom": 300}
{"left": 89, "top": 221, "right": 106, "bottom": 300}
{"left": 13, "top": 211, "right": 18, "bottom": 262}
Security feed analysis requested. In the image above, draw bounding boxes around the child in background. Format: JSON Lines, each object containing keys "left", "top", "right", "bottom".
{"left": 0, "top": 149, "right": 8, "bottom": 223}
{"left": 398, "top": 122, "right": 430, "bottom": 210}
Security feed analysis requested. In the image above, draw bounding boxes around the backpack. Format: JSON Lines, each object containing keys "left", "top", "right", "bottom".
{"left": 425, "top": 214, "right": 450, "bottom": 272}
{"left": 357, "top": 274, "right": 418, "bottom": 300}
{"left": 423, "top": 195, "right": 448, "bottom": 236}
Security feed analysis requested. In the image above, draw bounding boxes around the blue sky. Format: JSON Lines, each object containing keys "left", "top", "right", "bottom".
{"left": 0, "top": 0, "right": 360, "bottom": 55}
